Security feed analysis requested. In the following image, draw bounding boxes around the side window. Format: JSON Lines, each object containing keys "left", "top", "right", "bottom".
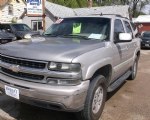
{"left": 124, "top": 21, "right": 132, "bottom": 33}
{"left": 0, "top": 25, "right": 11, "bottom": 31}
{"left": 0, "top": 25, "right": 6, "bottom": 30}
{"left": 114, "top": 19, "right": 125, "bottom": 41}
{"left": 130, "top": 22, "right": 136, "bottom": 31}
{"left": 5, "top": 25, "right": 11, "bottom": 30}
{"left": 0, "top": 25, "right": 4, "bottom": 30}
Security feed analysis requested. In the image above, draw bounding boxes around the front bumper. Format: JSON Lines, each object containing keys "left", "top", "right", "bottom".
{"left": 0, "top": 39, "right": 12, "bottom": 44}
{"left": 0, "top": 73, "right": 89, "bottom": 112}
{"left": 141, "top": 42, "right": 150, "bottom": 48}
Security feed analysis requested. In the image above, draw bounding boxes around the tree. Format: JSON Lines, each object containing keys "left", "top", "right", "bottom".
{"left": 95, "top": 0, "right": 149, "bottom": 17}
{"left": 87, "top": 0, "right": 93, "bottom": 7}
{"left": 48, "top": 0, "right": 88, "bottom": 8}
{"left": 48, "top": 0, "right": 149, "bottom": 16}
{"left": 128, "top": 0, "right": 149, "bottom": 17}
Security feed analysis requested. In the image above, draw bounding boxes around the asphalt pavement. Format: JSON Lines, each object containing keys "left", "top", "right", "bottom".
{"left": 0, "top": 49, "right": 150, "bottom": 120}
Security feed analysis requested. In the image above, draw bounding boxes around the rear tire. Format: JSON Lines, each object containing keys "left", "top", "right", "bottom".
{"left": 128, "top": 56, "right": 138, "bottom": 80}
{"left": 77, "top": 75, "right": 107, "bottom": 120}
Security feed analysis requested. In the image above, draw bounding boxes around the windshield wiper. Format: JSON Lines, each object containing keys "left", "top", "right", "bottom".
{"left": 43, "top": 33, "right": 58, "bottom": 37}
{"left": 61, "top": 34, "right": 92, "bottom": 40}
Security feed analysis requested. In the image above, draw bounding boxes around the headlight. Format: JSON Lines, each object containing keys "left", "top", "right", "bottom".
{"left": 24, "top": 34, "right": 31, "bottom": 39}
{"left": 48, "top": 62, "right": 81, "bottom": 72}
{"left": 12, "top": 37, "right": 17, "bottom": 41}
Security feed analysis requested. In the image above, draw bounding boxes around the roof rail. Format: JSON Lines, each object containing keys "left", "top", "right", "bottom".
{"left": 88, "top": 13, "right": 129, "bottom": 19}
{"left": 89, "top": 13, "right": 122, "bottom": 17}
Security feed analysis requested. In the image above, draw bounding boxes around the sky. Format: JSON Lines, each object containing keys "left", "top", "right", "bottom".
{"left": 142, "top": 3, "right": 150, "bottom": 14}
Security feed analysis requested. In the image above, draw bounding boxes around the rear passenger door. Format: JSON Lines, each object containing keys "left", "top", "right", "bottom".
{"left": 123, "top": 20, "right": 137, "bottom": 67}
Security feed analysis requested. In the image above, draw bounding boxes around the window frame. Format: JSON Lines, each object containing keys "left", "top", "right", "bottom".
{"left": 123, "top": 20, "right": 133, "bottom": 33}
{"left": 31, "top": 20, "right": 43, "bottom": 31}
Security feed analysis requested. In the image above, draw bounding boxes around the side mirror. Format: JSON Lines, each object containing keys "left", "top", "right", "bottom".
{"left": 118, "top": 33, "right": 132, "bottom": 42}
{"left": 135, "top": 33, "right": 141, "bottom": 38}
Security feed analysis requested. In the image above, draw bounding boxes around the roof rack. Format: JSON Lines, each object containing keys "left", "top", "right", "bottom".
{"left": 88, "top": 13, "right": 129, "bottom": 19}
{"left": 91, "top": 13, "right": 122, "bottom": 17}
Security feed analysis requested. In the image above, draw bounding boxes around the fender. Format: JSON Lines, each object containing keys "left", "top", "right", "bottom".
{"left": 83, "top": 57, "right": 112, "bottom": 80}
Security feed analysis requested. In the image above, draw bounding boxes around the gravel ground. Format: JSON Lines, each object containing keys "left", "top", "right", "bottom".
{"left": 0, "top": 50, "right": 150, "bottom": 120}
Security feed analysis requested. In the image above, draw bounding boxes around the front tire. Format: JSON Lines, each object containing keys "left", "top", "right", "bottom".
{"left": 77, "top": 75, "right": 107, "bottom": 120}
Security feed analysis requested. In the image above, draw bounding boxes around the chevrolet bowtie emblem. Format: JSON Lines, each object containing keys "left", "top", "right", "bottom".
{"left": 9, "top": 65, "right": 20, "bottom": 73}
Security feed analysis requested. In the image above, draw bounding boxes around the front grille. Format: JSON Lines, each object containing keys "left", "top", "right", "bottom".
{"left": 1, "top": 67, "right": 44, "bottom": 81}
{"left": 0, "top": 39, "right": 12, "bottom": 44}
{"left": 0, "top": 55, "right": 46, "bottom": 69}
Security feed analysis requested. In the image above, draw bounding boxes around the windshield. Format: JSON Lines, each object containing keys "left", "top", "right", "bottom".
{"left": 143, "top": 32, "right": 150, "bottom": 38}
{"left": 44, "top": 17, "right": 111, "bottom": 41}
{"left": 12, "top": 24, "right": 31, "bottom": 31}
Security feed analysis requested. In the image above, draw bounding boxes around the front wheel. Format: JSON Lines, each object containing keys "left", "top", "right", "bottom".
{"left": 77, "top": 75, "right": 107, "bottom": 120}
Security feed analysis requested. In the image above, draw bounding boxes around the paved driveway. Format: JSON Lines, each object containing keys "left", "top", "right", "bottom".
{"left": 0, "top": 50, "right": 150, "bottom": 120}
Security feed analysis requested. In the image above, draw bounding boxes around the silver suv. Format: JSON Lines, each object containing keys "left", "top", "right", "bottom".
{"left": 0, "top": 15, "right": 141, "bottom": 120}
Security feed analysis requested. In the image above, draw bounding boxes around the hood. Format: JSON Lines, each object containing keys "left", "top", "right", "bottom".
{"left": 142, "top": 37, "right": 150, "bottom": 41}
{"left": 0, "top": 37, "right": 105, "bottom": 63}
{"left": 15, "top": 31, "right": 40, "bottom": 38}
{"left": 0, "top": 31, "right": 15, "bottom": 39}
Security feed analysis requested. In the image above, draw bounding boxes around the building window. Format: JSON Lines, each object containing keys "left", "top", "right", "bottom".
{"left": 16, "top": 0, "right": 20, "bottom": 3}
{"left": 8, "top": 4, "right": 13, "bottom": 15}
{"left": 31, "top": 20, "right": 43, "bottom": 31}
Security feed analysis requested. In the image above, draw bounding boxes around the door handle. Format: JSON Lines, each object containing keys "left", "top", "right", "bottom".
{"left": 121, "top": 47, "right": 128, "bottom": 51}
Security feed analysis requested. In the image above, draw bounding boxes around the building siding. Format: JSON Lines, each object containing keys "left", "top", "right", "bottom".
{"left": 22, "top": 10, "right": 54, "bottom": 31}
{"left": 136, "top": 23, "right": 150, "bottom": 33}
{"left": 0, "top": 0, "right": 8, "bottom": 7}
{"left": 0, "top": 0, "right": 26, "bottom": 23}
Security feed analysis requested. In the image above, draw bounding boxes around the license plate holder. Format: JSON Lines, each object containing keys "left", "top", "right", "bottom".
{"left": 145, "top": 44, "right": 149, "bottom": 47}
{"left": 5, "top": 85, "right": 19, "bottom": 99}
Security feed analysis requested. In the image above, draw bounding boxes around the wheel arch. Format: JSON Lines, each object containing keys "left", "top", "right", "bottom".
{"left": 90, "top": 64, "right": 112, "bottom": 86}
{"left": 136, "top": 50, "right": 140, "bottom": 60}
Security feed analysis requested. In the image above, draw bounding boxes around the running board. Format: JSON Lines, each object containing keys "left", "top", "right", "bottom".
{"left": 107, "top": 70, "right": 131, "bottom": 92}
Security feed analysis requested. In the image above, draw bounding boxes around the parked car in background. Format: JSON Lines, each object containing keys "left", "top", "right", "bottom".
{"left": 0, "top": 23, "right": 40, "bottom": 40}
{"left": 0, "top": 30, "right": 16, "bottom": 44}
{"left": 141, "top": 31, "right": 150, "bottom": 49}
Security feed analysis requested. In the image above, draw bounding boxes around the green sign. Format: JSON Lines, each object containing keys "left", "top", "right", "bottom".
{"left": 73, "top": 23, "right": 82, "bottom": 34}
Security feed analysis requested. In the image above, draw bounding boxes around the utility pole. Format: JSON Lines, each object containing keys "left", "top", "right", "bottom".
{"left": 42, "top": 0, "right": 46, "bottom": 31}
{"left": 87, "top": 0, "right": 93, "bottom": 8}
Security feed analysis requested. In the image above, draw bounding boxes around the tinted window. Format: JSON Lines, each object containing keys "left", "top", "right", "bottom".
{"left": 114, "top": 19, "right": 125, "bottom": 40}
{"left": 0, "top": 24, "right": 11, "bottom": 30}
{"left": 114, "top": 19, "right": 124, "bottom": 33}
{"left": 124, "top": 21, "right": 132, "bottom": 33}
{"left": 143, "top": 32, "right": 150, "bottom": 37}
{"left": 12, "top": 24, "right": 31, "bottom": 31}
{"left": 44, "top": 17, "right": 111, "bottom": 41}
